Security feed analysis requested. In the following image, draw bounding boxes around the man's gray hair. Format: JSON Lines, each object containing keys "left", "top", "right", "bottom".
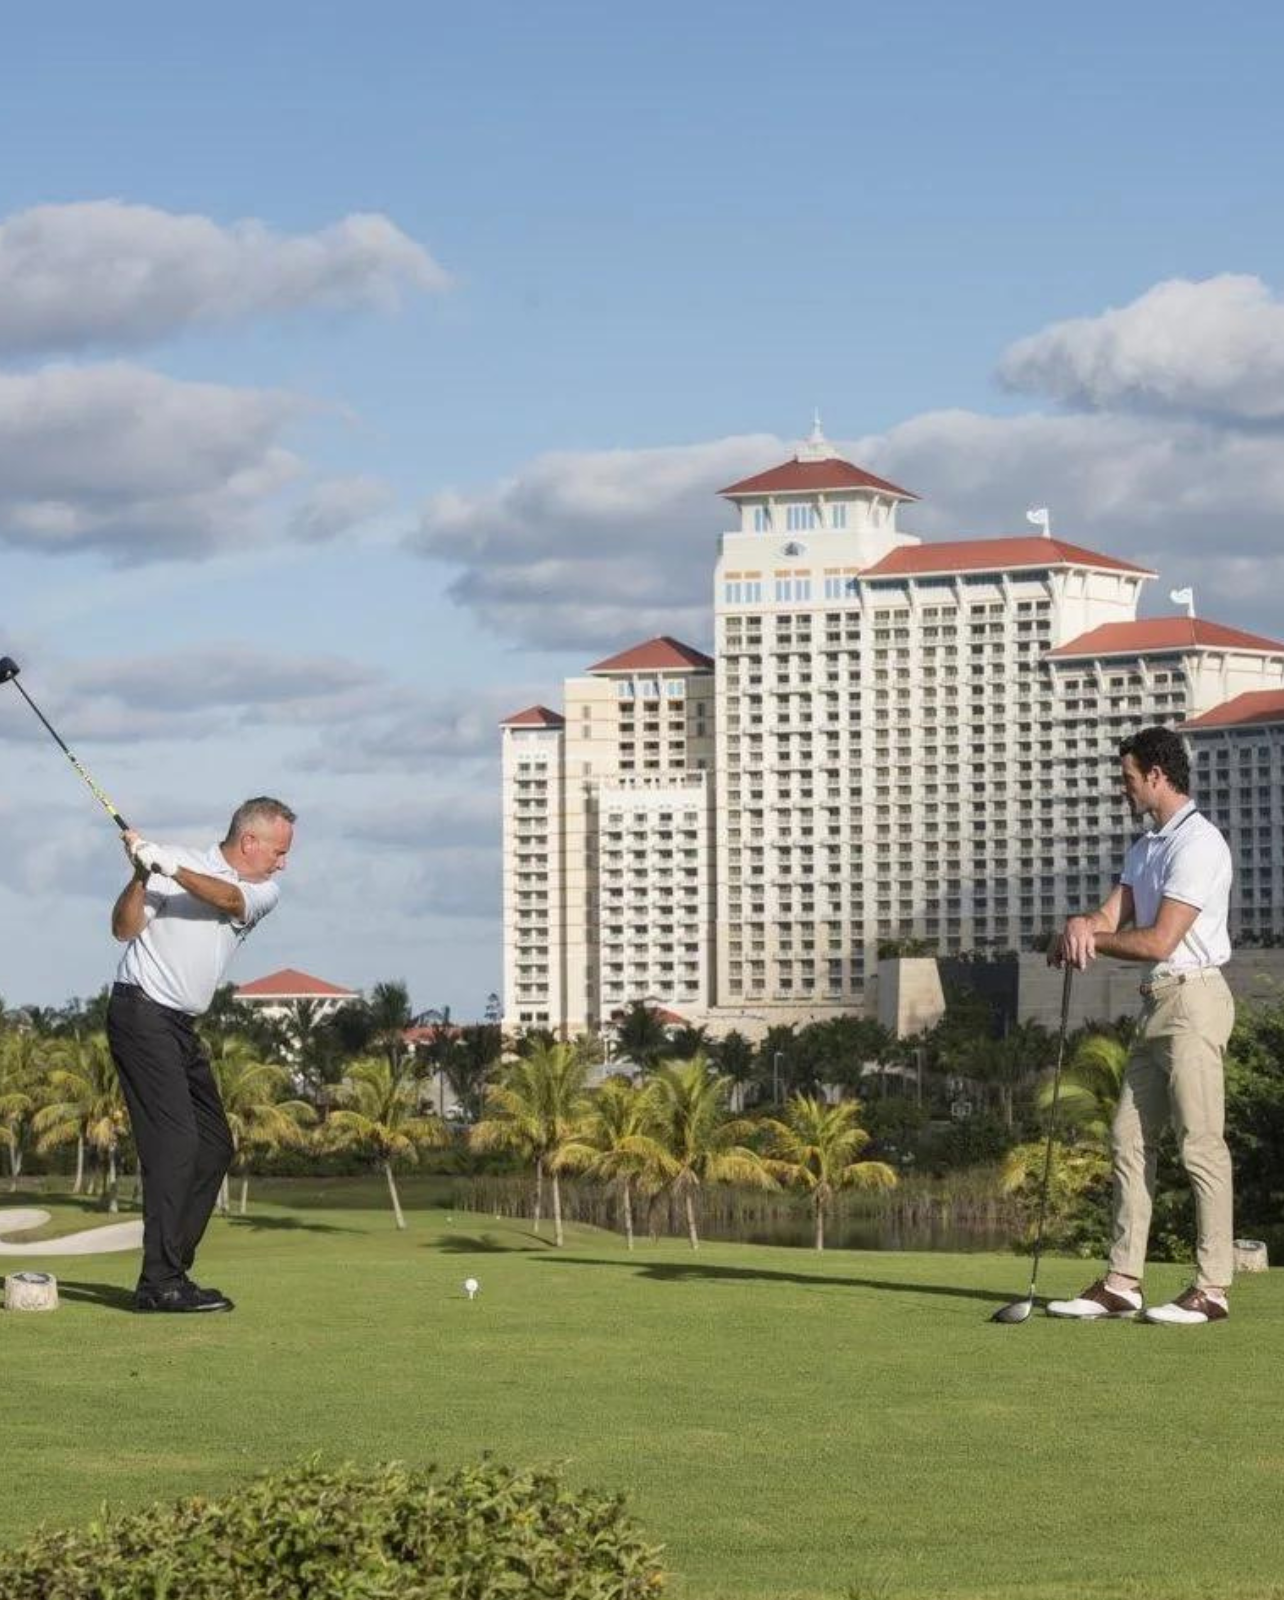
{"left": 224, "top": 796, "right": 297, "bottom": 844}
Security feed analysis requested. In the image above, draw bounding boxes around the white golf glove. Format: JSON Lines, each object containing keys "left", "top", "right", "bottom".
{"left": 132, "top": 840, "right": 182, "bottom": 879}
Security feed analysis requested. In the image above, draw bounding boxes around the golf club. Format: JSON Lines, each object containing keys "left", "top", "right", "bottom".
{"left": 992, "top": 961, "right": 1074, "bottom": 1324}
{"left": 0, "top": 655, "right": 131, "bottom": 832}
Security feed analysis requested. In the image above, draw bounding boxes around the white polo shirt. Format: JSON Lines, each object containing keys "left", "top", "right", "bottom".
{"left": 1120, "top": 800, "right": 1232, "bottom": 975}
{"left": 116, "top": 843, "right": 280, "bottom": 1015}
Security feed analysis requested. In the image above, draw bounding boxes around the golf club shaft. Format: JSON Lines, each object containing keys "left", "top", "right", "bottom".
{"left": 9, "top": 678, "right": 130, "bottom": 832}
{"left": 1026, "top": 963, "right": 1074, "bottom": 1297}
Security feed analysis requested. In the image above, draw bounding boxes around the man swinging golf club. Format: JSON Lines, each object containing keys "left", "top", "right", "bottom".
{"left": 108, "top": 798, "right": 296, "bottom": 1313}
{"left": 1046, "top": 727, "right": 1234, "bottom": 1326}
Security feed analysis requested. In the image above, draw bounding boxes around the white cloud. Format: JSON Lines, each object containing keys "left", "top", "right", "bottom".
{"left": 998, "top": 274, "right": 1284, "bottom": 422}
{"left": 409, "top": 435, "right": 779, "bottom": 649}
{"left": 289, "top": 475, "right": 395, "bottom": 543}
{"left": 0, "top": 201, "right": 450, "bottom": 355}
{"left": 0, "top": 363, "right": 303, "bottom": 561}
{"left": 301, "top": 684, "right": 551, "bottom": 773}
{"left": 0, "top": 646, "right": 388, "bottom": 746}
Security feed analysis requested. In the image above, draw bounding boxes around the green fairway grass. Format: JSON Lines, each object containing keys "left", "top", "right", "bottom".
{"left": 1, "top": 1183, "right": 1280, "bottom": 1600}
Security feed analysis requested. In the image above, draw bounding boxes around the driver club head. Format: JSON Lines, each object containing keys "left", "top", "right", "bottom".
{"left": 991, "top": 1296, "right": 1035, "bottom": 1325}
{"left": 0, "top": 655, "right": 19, "bottom": 684}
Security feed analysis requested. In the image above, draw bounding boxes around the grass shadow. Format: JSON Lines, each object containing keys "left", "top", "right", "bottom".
{"left": 432, "top": 1231, "right": 551, "bottom": 1254}
{"left": 540, "top": 1256, "right": 1014, "bottom": 1305}
{"left": 54, "top": 1280, "right": 139, "bottom": 1313}
{"left": 224, "top": 1215, "right": 357, "bottom": 1235}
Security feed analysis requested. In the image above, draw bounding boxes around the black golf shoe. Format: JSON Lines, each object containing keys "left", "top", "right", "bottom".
{"left": 134, "top": 1280, "right": 234, "bottom": 1314}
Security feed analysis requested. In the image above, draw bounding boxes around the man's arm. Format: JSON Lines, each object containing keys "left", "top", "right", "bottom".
{"left": 111, "top": 829, "right": 151, "bottom": 941}
{"left": 111, "top": 871, "right": 151, "bottom": 941}
{"left": 1092, "top": 896, "right": 1200, "bottom": 964}
{"left": 170, "top": 867, "right": 246, "bottom": 921}
{"left": 1051, "top": 884, "right": 1135, "bottom": 969}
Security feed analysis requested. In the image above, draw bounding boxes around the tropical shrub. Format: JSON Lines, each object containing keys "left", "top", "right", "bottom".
{"left": 0, "top": 1457, "right": 665, "bottom": 1599}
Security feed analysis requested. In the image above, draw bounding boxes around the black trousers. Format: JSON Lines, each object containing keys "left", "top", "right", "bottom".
{"left": 107, "top": 983, "right": 233, "bottom": 1291}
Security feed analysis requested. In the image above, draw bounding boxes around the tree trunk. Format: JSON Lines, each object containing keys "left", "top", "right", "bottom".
{"left": 239, "top": 1174, "right": 249, "bottom": 1215}
{"left": 622, "top": 1179, "right": 635, "bottom": 1251}
{"left": 384, "top": 1160, "right": 406, "bottom": 1230}
{"left": 552, "top": 1170, "right": 564, "bottom": 1247}
{"left": 6, "top": 1137, "right": 20, "bottom": 1191}
{"left": 533, "top": 1159, "right": 544, "bottom": 1234}
{"left": 217, "top": 1175, "right": 230, "bottom": 1216}
{"left": 815, "top": 1196, "right": 825, "bottom": 1252}
{"left": 131, "top": 1159, "right": 142, "bottom": 1203}
{"left": 73, "top": 1136, "right": 84, "bottom": 1195}
{"left": 106, "top": 1146, "right": 119, "bottom": 1214}
{"left": 684, "top": 1187, "right": 700, "bottom": 1251}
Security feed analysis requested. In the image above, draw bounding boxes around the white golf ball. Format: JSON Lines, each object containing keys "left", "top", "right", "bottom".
{"left": 463, "top": 1277, "right": 480, "bottom": 1298}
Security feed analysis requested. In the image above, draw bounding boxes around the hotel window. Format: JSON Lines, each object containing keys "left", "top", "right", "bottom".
{"left": 786, "top": 504, "right": 818, "bottom": 532}
{"left": 830, "top": 503, "right": 848, "bottom": 529}
{"left": 753, "top": 506, "right": 772, "bottom": 532}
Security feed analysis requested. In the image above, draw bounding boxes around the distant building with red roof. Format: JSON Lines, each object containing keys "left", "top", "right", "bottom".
{"left": 497, "top": 417, "right": 1284, "bottom": 1034}
{"left": 587, "top": 636, "right": 714, "bottom": 674}
{"left": 1049, "top": 618, "right": 1284, "bottom": 660}
{"left": 235, "top": 968, "right": 359, "bottom": 1021}
{"left": 1182, "top": 689, "right": 1284, "bottom": 730}
{"left": 862, "top": 536, "right": 1155, "bottom": 581}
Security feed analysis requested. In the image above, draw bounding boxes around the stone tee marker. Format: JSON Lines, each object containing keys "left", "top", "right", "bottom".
{"left": 4, "top": 1270, "right": 59, "bottom": 1312}
{"left": 1233, "top": 1239, "right": 1269, "bottom": 1275}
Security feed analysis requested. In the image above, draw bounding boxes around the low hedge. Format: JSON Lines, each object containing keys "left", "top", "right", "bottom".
{"left": 0, "top": 1456, "right": 665, "bottom": 1599}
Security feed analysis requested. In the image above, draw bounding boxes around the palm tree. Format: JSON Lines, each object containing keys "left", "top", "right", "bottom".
{"left": 440, "top": 1023, "right": 503, "bottom": 1122}
{"left": 613, "top": 1001, "right": 670, "bottom": 1072}
{"left": 1043, "top": 1031, "right": 1128, "bottom": 1144}
{"left": 760, "top": 1095, "right": 897, "bottom": 1251}
{"left": 210, "top": 1039, "right": 315, "bottom": 1214}
{"left": 33, "top": 1033, "right": 129, "bottom": 1211}
{"left": 368, "top": 980, "right": 415, "bottom": 1073}
{"left": 646, "top": 1055, "right": 774, "bottom": 1249}
{"left": 0, "top": 1031, "right": 45, "bottom": 1189}
{"left": 559, "top": 1077, "right": 667, "bottom": 1250}
{"left": 324, "top": 1057, "right": 446, "bottom": 1228}
{"left": 470, "top": 1043, "right": 590, "bottom": 1246}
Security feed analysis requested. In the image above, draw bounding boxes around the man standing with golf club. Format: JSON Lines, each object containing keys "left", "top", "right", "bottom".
{"left": 1046, "top": 727, "right": 1235, "bottom": 1326}
{"left": 108, "top": 798, "right": 296, "bottom": 1314}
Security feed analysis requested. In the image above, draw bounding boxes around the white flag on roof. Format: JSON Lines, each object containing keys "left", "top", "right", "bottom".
{"left": 1170, "top": 586, "right": 1195, "bottom": 617}
{"left": 1026, "top": 507, "right": 1051, "bottom": 537}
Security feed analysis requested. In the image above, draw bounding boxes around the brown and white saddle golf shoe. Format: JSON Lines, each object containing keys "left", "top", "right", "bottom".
{"left": 1046, "top": 1278, "right": 1144, "bottom": 1320}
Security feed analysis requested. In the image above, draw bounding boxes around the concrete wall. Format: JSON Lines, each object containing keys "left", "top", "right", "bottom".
{"left": 876, "top": 957, "right": 947, "bottom": 1038}
{"left": 1017, "top": 948, "right": 1284, "bottom": 1030}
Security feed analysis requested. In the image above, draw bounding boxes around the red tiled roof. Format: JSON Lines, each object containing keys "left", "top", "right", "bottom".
{"left": 719, "top": 458, "right": 918, "bottom": 500}
{"left": 861, "top": 536, "right": 1155, "bottom": 579}
{"left": 1181, "top": 689, "right": 1284, "bottom": 731}
{"left": 403, "top": 1024, "right": 461, "bottom": 1045}
{"left": 235, "top": 968, "right": 357, "bottom": 1000}
{"left": 500, "top": 705, "right": 565, "bottom": 727}
{"left": 1049, "top": 618, "right": 1284, "bottom": 659}
{"left": 587, "top": 636, "right": 714, "bottom": 674}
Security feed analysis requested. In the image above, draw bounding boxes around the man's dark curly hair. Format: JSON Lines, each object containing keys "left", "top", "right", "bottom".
{"left": 1119, "top": 726, "right": 1190, "bottom": 794}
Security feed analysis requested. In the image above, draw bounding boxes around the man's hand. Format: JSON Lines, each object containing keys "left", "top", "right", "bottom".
{"left": 1059, "top": 915, "right": 1098, "bottom": 971}
{"left": 132, "top": 839, "right": 182, "bottom": 879}
{"left": 121, "top": 829, "right": 149, "bottom": 881}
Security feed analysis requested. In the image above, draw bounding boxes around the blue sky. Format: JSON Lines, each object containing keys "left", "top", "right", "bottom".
{"left": 3, "top": 3, "right": 1284, "bottom": 1013}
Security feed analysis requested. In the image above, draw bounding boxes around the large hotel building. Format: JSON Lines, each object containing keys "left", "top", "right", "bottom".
{"left": 501, "top": 425, "right": 1284, "bottom": 1036}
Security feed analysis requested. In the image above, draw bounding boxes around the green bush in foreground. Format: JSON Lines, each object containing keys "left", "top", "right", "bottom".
{"left": 0, "top": 1456, "right": 665, "bottom": 1599}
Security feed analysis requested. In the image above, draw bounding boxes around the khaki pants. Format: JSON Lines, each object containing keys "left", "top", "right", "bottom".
{"left": 1109, "top": 969, "right": 1235, "bottom": 1290}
